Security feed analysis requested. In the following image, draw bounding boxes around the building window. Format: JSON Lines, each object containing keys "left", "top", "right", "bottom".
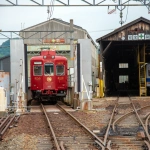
{"left": 119, "top": 63, "right": 128, "bottom": 68}
{"left": 119, "top": 75, "right": 128, "bottom": 83}
{"left": 44, "top": 63, "right": 54, "bottom": 76}
{"left": 34, "top": 66, "right": 42, "bottom": 76}
{"left": 56, "top": 65, "right": 64, "bottom": 76}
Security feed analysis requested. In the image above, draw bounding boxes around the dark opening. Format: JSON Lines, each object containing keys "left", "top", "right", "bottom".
{"left": 102, "top": 41, "right": 150, "bottom": 96}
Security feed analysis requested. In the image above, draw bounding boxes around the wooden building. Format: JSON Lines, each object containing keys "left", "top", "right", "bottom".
{"left": 96, "top": 17, "right": 150, "bottom": 96}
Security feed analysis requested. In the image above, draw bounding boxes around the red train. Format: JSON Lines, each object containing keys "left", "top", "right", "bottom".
{"left": 30, "top": 49, "right": 68, "bottom": 102}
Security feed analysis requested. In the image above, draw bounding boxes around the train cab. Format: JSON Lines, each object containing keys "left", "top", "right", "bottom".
{"left": 30, "top": 49, "right": 68, "bottom": 101}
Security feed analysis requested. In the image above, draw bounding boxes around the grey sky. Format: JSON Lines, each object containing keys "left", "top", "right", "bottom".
{"left": 0, "top": 1, "right": 150, "bottom": 45}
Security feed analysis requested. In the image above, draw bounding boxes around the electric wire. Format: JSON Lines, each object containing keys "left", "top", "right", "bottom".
{"left": 89, "top": 29, "right": 114, "bottom": 33}
{"left": 124, "top": 1, "right": 129, "bottom": 23}
{"left": 47, "top": 0, "right": 55, "bottom": 20}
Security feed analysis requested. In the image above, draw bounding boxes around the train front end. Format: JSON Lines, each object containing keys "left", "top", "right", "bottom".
{"left": 30, "top": 49, "right": 68, "bottom": 102}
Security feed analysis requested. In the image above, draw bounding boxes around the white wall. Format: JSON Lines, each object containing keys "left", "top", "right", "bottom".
{"left": 76, "top": 39, "right": 93, "bottom": 100}
{"left": 10, "top": 39, "right": 25, "bottom": 102}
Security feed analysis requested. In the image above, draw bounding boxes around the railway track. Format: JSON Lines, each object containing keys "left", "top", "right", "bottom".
{"left": 41, "top": 102, "right": 105, "bottom": 150}
{"left": 102, "top": 96, "right": 150, "bottom": 150}
{"left": 0, "top": 115, "right": 20, "bottom": 140}
{"left": 1, "top": 97, "right": 150, "bottom": 150}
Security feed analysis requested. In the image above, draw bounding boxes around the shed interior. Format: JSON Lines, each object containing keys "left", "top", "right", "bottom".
{"left": 102, "top": 41, "right": 150, "bottom": 96}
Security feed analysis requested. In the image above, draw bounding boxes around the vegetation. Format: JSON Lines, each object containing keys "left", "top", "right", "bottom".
{"left": 0, "top": 40, "right": 10, "bottom": 58}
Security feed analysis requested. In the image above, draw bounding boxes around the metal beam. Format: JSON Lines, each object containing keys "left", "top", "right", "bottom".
{"left": 0, "top": 30, "right": 74, "bottom": 33}
{"left": 30, "top": 0, "right": 41, "bottom": 5}
{"left": 102, "top": 41, "right": 112, "bottom": 57}
{"left": 0, "top": 0, "right": 150, "bottom": 6}
{"left": 0, "top": 31, "right": 71, "bottom": 40}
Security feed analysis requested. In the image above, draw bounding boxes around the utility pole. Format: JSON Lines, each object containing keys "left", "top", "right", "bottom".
{"left": 70, "top": 19, "right": 74, "bottom": 106}
{"left": 70, "top": 19, "right": 74, "bottom": 68}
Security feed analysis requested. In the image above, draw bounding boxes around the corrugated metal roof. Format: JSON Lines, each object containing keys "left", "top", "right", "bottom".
{"left": 21, "top": 18, "right": 97, "bottom": 48}
{"left": 96, "top": 17, "right": 150, "bottom": 42}
{"left": 20, "top": 18, "right": 98, "bottom": 48}
{"left": 21, "top": 18, "right": 84, "bottom": 31}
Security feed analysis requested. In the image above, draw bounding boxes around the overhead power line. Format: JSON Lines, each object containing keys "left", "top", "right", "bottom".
{"left": 89, "top": 29, "right": 114, "bottom": 33}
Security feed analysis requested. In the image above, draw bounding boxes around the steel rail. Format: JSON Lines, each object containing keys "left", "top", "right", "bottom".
{"left": 112, "top": 105, "right": 150, "bottom": 131}
{"left": 14, "top": 115, "right": 20, "bottom": 123}
{"left": 144, "top": 112, "right": 150, "bottom": 119}
{"left": 144, "top": 140, "right": 150, "bottom": 149}
{"left": 110, "top": 97, "right": 150, "bottom": 149}
{"left": 60, "top": 141, "right": 65, "bottom": 150}
{"left": 56, "top": 103, "right": 105, "bottom": 149}
{"left": 41, "top": 104, "right": 61, "bottom": 150}
{"left": 103, "top": 97, "right": 119, "bottom": 146}
{"left": 94, "top": 140, "right": 105, "bottom": 150}
{"left": 0, "top": 117, "right": 5, "bottom": 124}
{"left": 129, "top": 97, "right": 150, "bottom": 142}
{"left": 0, "top": 116, "right": 10, "bottom": 133}
{"left": 0, "top": 115, "right": 16, "bottom": 140}
{"left": 145, "top": 114, "right": 150, "bottom": 139}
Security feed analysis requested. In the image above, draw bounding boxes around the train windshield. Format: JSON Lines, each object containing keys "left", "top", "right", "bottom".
{"left": 56, "top": 65, "right": 64, "bottom": 76}
{"left": 34, "top": 66, "right": 42, "bottom": 76}
{"left": 44, "top": 63, "right": 54, "bottom": 76}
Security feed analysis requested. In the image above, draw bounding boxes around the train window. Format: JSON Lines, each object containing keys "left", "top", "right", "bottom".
{"left": 34, "top": 66, "right": 42, "bottom": 76}
{"left": 45, "top": 63, "right": 54, "bottom": 76}
{"left": 56, "top": 65, "right": 64, "bottom": 76}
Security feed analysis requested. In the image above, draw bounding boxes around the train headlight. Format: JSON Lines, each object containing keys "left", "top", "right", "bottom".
{"left": 43, "top": 56, "right": 47, "bottom": 59}
{"left": 51, "top": 56, "right": 55, "bottom": 59}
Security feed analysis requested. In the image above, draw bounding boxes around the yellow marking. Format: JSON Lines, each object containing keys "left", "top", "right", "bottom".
{"left": 47, "top": 77, "right": 52, "bottom": 82}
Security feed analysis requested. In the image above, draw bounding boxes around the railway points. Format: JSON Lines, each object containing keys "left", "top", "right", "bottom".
{"left": 0, "top": 97, "right": 150, "bottom": 149}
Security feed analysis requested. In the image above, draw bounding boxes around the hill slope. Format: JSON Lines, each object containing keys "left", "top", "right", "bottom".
{"left": 0, "top": 40, "right": 10, "bottom": 58}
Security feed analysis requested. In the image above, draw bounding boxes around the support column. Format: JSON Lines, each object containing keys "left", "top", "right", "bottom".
{"left": 24, "top": 44, "right": 28, "bottom": 107}
{"left": 139, "top": 44, "right": 147, "bottom": 96}
{"left": 99, "top": 41, "right": 104, "bottom": 97}
{"left": 70, "top": 19, "right": 74, "bottom": 106}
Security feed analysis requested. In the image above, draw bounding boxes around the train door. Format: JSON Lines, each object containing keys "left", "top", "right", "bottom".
{"left": 31, "top": 62, "right": 43, "bottom": 91}
{"left": 56, "top": 63, "right": 68, "bottom": 91}
{"left": 43, "top": 63, "right": 55, "bottom": 90}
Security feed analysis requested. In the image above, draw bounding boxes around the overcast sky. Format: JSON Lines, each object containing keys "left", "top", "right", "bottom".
{"left": 0, "top": 0, "right": 150, "bottom": 45}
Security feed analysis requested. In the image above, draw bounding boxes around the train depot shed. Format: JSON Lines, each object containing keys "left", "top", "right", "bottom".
{"left": 12, "top": 18, "right": 98, "bottom": 109}
{"left": 96, "top": 17, "right": 150, "bottom": 97}
{"left": 19, "top": 18, "right": 98, "bottom": 87}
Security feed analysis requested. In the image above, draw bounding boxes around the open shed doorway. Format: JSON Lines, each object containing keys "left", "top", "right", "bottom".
{"left": 103, "top": 41, "right": 150, "bottom": 96}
